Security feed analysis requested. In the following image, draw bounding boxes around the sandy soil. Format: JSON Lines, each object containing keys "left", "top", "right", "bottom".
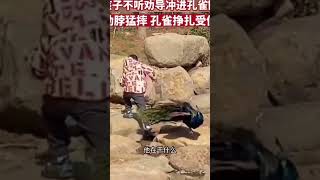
{"left": 0, "top": 132, "right": 48, "bottom": 180}
{"left": 0, "top": 130, "right": 87, "bottom": 180}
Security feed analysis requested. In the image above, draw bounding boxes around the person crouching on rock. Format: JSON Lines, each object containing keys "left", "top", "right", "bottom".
{"left": 120, "top": 54, "right": 156, "bottom": 123}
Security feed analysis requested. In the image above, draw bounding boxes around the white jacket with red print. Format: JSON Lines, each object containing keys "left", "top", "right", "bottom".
{"left": 29, "top": 0, "right": 109, "bottom": 101}
{"left": 120, "top": 57, "right": 155, "bottom": 94}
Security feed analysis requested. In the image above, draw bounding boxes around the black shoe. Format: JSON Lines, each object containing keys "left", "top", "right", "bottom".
{"left": 142, "top": 130, "right": 155, "bottom": 140}
{"left": 41, "top": 155, "right": 73, "bottom": 179}
{"left": 142, "top": 124, "right": 155, "bottom": 140}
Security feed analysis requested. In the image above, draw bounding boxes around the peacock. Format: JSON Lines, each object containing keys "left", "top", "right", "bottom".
{"left": 213, "top": 124, "right": 299, "bottom": 180}
{"left": 134, "top": 102, "right": 204, "bottom": 134}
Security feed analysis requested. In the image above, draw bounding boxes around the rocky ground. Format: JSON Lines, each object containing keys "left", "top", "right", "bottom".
{"left": 110, "top": 103, "right": 210, "bottom": 180}
{"left": 109, "top": 28, "right": 211, "bottom": 179}
{"left": 0, "top": 103, "right": 211, "bottom": 180}
{"left": 1, "top": 0, "right": 320, "bottom": 179}
{"left": 0, "top": 2, "right": 212, "bottom": 178}
{"left": 0, "top": 127, "right": 317, "bottom": 180}
{"left": 212, "top": 0, "right": 320, "bottom": 179}
{"left": 0, "top": 130, "right": 89, "bottom": 180}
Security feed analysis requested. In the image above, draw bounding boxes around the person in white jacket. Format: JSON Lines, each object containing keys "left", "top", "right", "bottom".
{"left": 120, "top": 54, "right": 155, "bottom": 118}
{"left": 29, "top": 0, "right": 109, "bottom": 179}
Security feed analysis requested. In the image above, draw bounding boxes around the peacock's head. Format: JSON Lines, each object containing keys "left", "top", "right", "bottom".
{"left": 188, "top": 111, "right": 204, "bottom": 129}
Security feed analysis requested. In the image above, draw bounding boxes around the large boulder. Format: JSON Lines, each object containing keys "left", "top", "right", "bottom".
{"left": 290, "top": 149, "right": 320, "bottom": 165}
{"left": 110, "top": 135, "right": 140, "bottom": 161}
{"left": 154, "top": 66, "right": 195, "bottom": 102}
{"left": 110, "top": 54, "right": 126, "bottom": 103}
{"left": 189, "top": 66, "right": 210, "bottom": 94}
{"left": 0, "top": 0, "right": 45, "bottom": 135}
{"left": 245, "top": 103, "right": 320, "bottom": 155}
{"left": 214, "top": 0, "right": 276, "bottom": 17}
{"left": 169, "top": 145, "right": 210, "bottom": 175}
{"left": 145, "top": 33, "right": 209, "bottom": 68}
{"left": 0, "top": 0, "right": 43, "bottom": 111}
{"left": 110, "top": 109, "right": 140, "bottom": 136}
{"left": 189, "top": 94, "right": 210, "bottom": 114}
{"left": 156, "top": 126, "right": 210, "bottom": 148}
{"left": 252, "top": 15, "right": 320, "bottom": 105}
{"left": 213, "top": 14, "right": 268, "bottom": 124}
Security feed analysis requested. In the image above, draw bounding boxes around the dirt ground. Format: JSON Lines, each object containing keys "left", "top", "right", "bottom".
{"left": 110, "top": 27, "right": 196, "bottom": 60}
{"left": 0, "top": 130, "right": 88, "bottom": 180}
{"left": 0, "top": 131, "right": 47, "bottom": 180}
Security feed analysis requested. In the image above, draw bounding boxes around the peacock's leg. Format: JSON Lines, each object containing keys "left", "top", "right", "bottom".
{"left": 123, "top": 108, "right": 133, "bottom": 118}
{"left": 143, "top": 123, "right": 152, "bottom": 131}
{"left": 140, "top": 117, "right": 152, "bottom": 131}
{"left": 189, "top": 127, "right": 194, "bottom": 135}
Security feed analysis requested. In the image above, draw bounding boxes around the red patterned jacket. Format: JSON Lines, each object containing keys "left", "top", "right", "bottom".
{"left": 29, "top": 0, "right": 109, "bottom": 101}
{"left": 120, "top": 57, "right": 155, "bottom": 94}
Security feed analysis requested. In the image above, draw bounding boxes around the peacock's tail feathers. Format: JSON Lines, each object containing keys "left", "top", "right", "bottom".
{"left": 138, "top": 102, "right": 193, "bottom": 121}
{"left": 136, "top": 103, "right": 190, "bottom": 125}
{"left": 134, "top": 102, "right": 204, "bottom": 130}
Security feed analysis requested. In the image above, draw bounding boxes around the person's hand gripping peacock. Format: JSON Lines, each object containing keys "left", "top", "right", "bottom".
{"left": 134, "top": 102, "right": 204, "bottom": 135}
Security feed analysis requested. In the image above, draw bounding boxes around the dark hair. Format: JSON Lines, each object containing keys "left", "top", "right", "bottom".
{"left": 128, "top": 54, "right": 138, "bottom": 60}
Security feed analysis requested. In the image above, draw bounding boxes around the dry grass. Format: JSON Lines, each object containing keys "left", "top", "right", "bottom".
{"left": 110, "top": 27, "right": 197, "bottom": 62}
{"left": 110, "top": 29, "right": 146, "bottom": 59}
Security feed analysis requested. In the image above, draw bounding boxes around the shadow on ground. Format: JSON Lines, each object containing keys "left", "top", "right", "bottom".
{"left": 159, "top": 125, "right": 200, "bottom": 140}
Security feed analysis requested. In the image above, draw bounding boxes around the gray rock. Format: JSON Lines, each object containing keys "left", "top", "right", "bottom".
{"left": 110, "top": 109, "right": 140, "bottom": 136}
{"left": 246, "top": 102, "right": 320, "bottom": 154}
{"left": 110, "top": 54, "right": 126, "bottom": 103}
{"left": 189, "top": 66, "right": 210, "bottom": 95}
{"left": 189, "top": 94, "right": 210, "bottom": 114}
{"left": 0, "top": 0, "right": 44, "bottom": 134}
{"left": 213, "top": 14, "right": 268, "bottom": 124}
{"left": 252, "top": 15, "right": 320, "bottom": 105}
{"left": 110, "top": 135, "right": 141, "bottom": 161}
{"left": 145, "top": 33, "right": 209, "bottom": 68}
{"left": 155, "top": 66, "right": 195, "bottom": 102}
{"left": 169, "top": 145, "right": 209, "bottom": 175}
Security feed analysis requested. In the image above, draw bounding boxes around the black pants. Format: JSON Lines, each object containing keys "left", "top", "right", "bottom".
{"left": 41, "top": 95, "right": 108, "bottom": 158}
{"left": 123, "top": 92, "right": 146, "bottom": 111}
